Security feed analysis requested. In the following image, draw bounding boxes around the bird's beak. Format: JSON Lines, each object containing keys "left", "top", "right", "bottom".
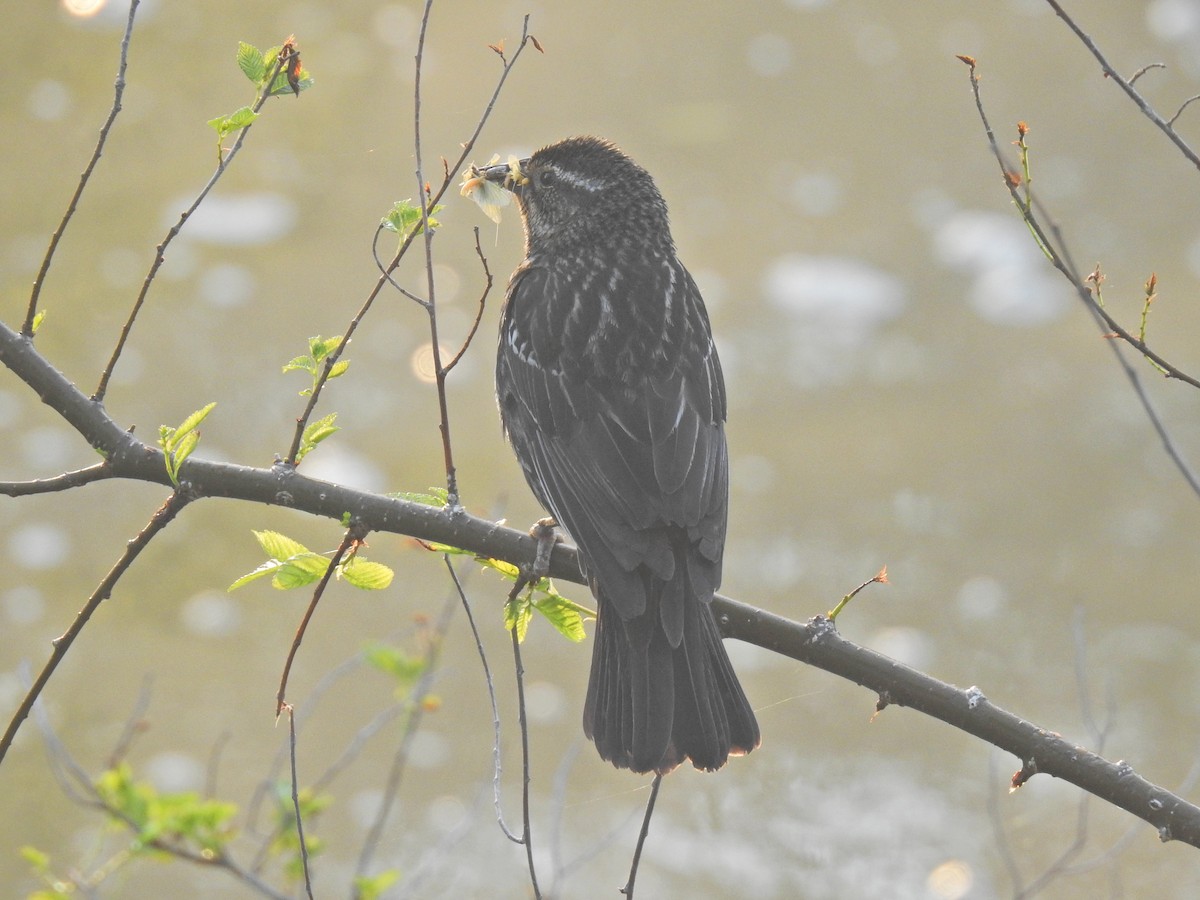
{"left": 482, "top": 157, "right": 532, "bottom": 192}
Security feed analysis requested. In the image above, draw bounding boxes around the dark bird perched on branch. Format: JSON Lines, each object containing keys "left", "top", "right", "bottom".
{"left": 482, "top": 136, "right": 759, "bottom": 774}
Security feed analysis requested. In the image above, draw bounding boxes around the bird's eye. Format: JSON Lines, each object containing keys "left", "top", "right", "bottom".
{"left": 536, "top": 168, "right": 557, "bottom": 188}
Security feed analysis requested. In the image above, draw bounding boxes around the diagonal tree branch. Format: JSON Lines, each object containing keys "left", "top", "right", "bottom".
{"left": 4, "top": 315, "right": 1199, "bottom": 847}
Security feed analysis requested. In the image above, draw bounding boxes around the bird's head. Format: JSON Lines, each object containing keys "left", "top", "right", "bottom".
{"left": 476, "top": 136, "right": 672, "bottom": 254}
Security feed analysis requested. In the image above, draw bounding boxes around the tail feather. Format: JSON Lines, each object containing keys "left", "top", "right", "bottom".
{"left": 582, "top": 565, "right": 759, "bottom": 774}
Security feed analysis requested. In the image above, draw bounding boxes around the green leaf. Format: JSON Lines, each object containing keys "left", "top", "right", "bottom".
{"left": 237, "top": 41, "right": 266, "bottom": 84}
{"left": 282, "top": 354, "right": 316, "bottom": 374}
{"left": 207, "top": 106, "right": 260, "bottom": 140}
{"left": 381, "top": 200, "right": 444, "bottom": 239}
{"left": 340, "top": 557, "right": 393, "bottom": 590}
{"left": 296, "top": 412, "right": 339, "bottom": 464}
{"left": 172, "top": 428, "right": 199, "bottom": 468}
{"left": 254, "top": 530, "right": 309, "bottom": 560}
{"left": 354, "top": 870, "right": 401, "bottom": 900}
{"left": 328, "top": 359, "right": 351, "bottom": 380}
{"left": 534, "top": 590, "right": 589, "bottom": 642}
{"left": 174, "top": 402, "right": 217, "bottom": 439}
{"left": 504, "top": 593, "right": 533, "bottom": 643}
{"left": 389, "top": 487, "right": 450, "bottom": 507}
{"left": 273, "top": 553, "right": 329, "bottom": 589}
{"left": 363, "top": 642, "right": 426, "bottom": 684}
{"left": 309, "top": 334, "right": 342, "bottom": 360}
{"left": 20, "top": 845, "right": 50, "bottom": 871}
{"left": 31, "top": 309, "right": 46, "bottom": 334}
{"left": 158, "top": 402, "right": 216, "bottom": 485}
{"left": 228, "top": 559, "right": 284, "bottom": 591}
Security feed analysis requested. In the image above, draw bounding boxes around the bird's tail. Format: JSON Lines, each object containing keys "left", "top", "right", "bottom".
{"left": 582, "top": 576, "right": 760, "bottom": 774}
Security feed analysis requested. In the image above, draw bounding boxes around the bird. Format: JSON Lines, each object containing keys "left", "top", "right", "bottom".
{"left": 481, "top": 136, "right": 759, "bottom": 774}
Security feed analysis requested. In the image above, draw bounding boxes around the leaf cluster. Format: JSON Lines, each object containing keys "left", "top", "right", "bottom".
{"left": 229, "top": 530, "right": 394, "bottom": 592}
{"left": 157, "top": 401, "right": 216, "bottom": 486}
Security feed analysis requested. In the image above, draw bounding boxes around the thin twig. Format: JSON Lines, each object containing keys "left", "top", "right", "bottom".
{"left": 453, "top": 552, "right": 524, "bottom": 843}
{"left": 275, "top": 528, "right": 362, "bottom": 716}
{"left": 443, "top": 226, "right": 494, "bottom": 374}
{"left": 1126, "top": 62, "right": 1165, "bottom": 86}
{"left": 0, "top": 489, "right": 191, "bottom": 766}
{"left": 106, "top": 674, "right": 155, "bottom": 768}
{"left": 412, "top": 0, "right": 461, "bottom": 505}
{"left": 1169, "top": 94, "right": 1200, "bottom": 128}
{"left": 24, "top": 0, "right": 139, "bottom": 337}
{"left": 284, "top": 704, "right": 316, "bottom": 900}
{"left": 0, "top": 462, "right": 113, "bottom": 496}
{"left": 622, "top": 774, "right": 663, "bottom": 898}
{"left": 1043, "top": 0, "right": 1200, "bottom": 172}
{"left": 511, "top": 613, "right": 542, "bottom": 899}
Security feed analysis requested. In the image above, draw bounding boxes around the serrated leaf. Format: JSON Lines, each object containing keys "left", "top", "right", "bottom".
{"left": 237, "top": 41, "right": 266, "bottom": 84}
{"left": 228, "top": 559, "right": 285, "bottom": 591}
{"left": 303, "top": 424, "right": 339, "bottom": 445}
{"left": 381, "top": 200, "right": 444, "bottom": 238}
{"left": 273, "top": 554, "right": 329, "bottom": 589}
{"left": 534, "top": 592, "right": 588, "bottom": 642}
{"left": 504, "top": 594, "right": 532, "bottom": 643}
{"left": 328, "top": 359, "right": 351, "bottom": 379}
{"left": 226, "top": 106, "right": 259, "bottom": 129}
{"left": 171, "top": 428, "right": 199, "bottom": 472}
{"left": 282, "top": 355, "right": 316, "bottom": 374}
{"left": 341, "top": 558, "right": 393, "bottom": 590}
{"left": 488, "top": 558, "right": 522, "bottom": 579}
{"left": 208, "top": 107, "right": 259, "bottom": 139}
{"left": 174, "top": 402, "right": 217, "bottom": 438}
{"left": 390, "top": 488, "right": 450, "bottom": 508}
{"left": 253, "top": 530, "right": 310, "bottom": 560}
{"left": 309, "top": 335, "right": 341, "bottom": 359}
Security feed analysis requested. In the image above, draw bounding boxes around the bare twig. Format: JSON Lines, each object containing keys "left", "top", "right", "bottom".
{"left": 0, "top": 462, "right": 113, "bottom": 495}
{"left": 510, "top": 604, "right": 542, "bottom": 899}
{"left": 622, "top": 773, "right": 662, "bottom": 898}
{"left": 284, "top": 704, "right": 316, "bottom": 900}
{"left": 24, "top": 0, "right": 140, "bottom": 338}
{"left": 0, "top": 489, "right": 192, "bottom": 766}
{"left": 442, "top": 226, "right": 495, "bottom": 375}
{"left": 452, "top": 551, "right": 524, "bottom": 843}
{"left": 1043, "top": 0, "right": 1200, "bottom": 171}
{"left": 1169, "top": 94, "right": 1200, "bottom": 128}
{"left": 275, "top": 527, "right": 363, "bottom": 715}
{"left": 1126, "top": 62, "right": 1165, "bottom": 86}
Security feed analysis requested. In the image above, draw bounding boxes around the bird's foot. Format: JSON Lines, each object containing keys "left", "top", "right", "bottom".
{"left": 528, "top": 516, "right": 560, "bottom": 580}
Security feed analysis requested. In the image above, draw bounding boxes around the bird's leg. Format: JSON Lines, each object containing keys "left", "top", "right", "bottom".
{"left": 528, "top": 516, "right": 560, "bottom": 581}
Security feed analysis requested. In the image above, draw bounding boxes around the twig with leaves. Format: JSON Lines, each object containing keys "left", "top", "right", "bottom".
{"left": 283, "top": 14, "right": 540, "bottom": 478}
{"left": 957, "top": 53, "right": 1200, "bottom": 498}
{"left": 94, "top": 37, "right": 312, "bottom": 403}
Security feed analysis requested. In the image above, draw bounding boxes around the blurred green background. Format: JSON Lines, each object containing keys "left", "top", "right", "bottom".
{"left": 4, "top": 1, "right": 1200, "bottom": 896}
